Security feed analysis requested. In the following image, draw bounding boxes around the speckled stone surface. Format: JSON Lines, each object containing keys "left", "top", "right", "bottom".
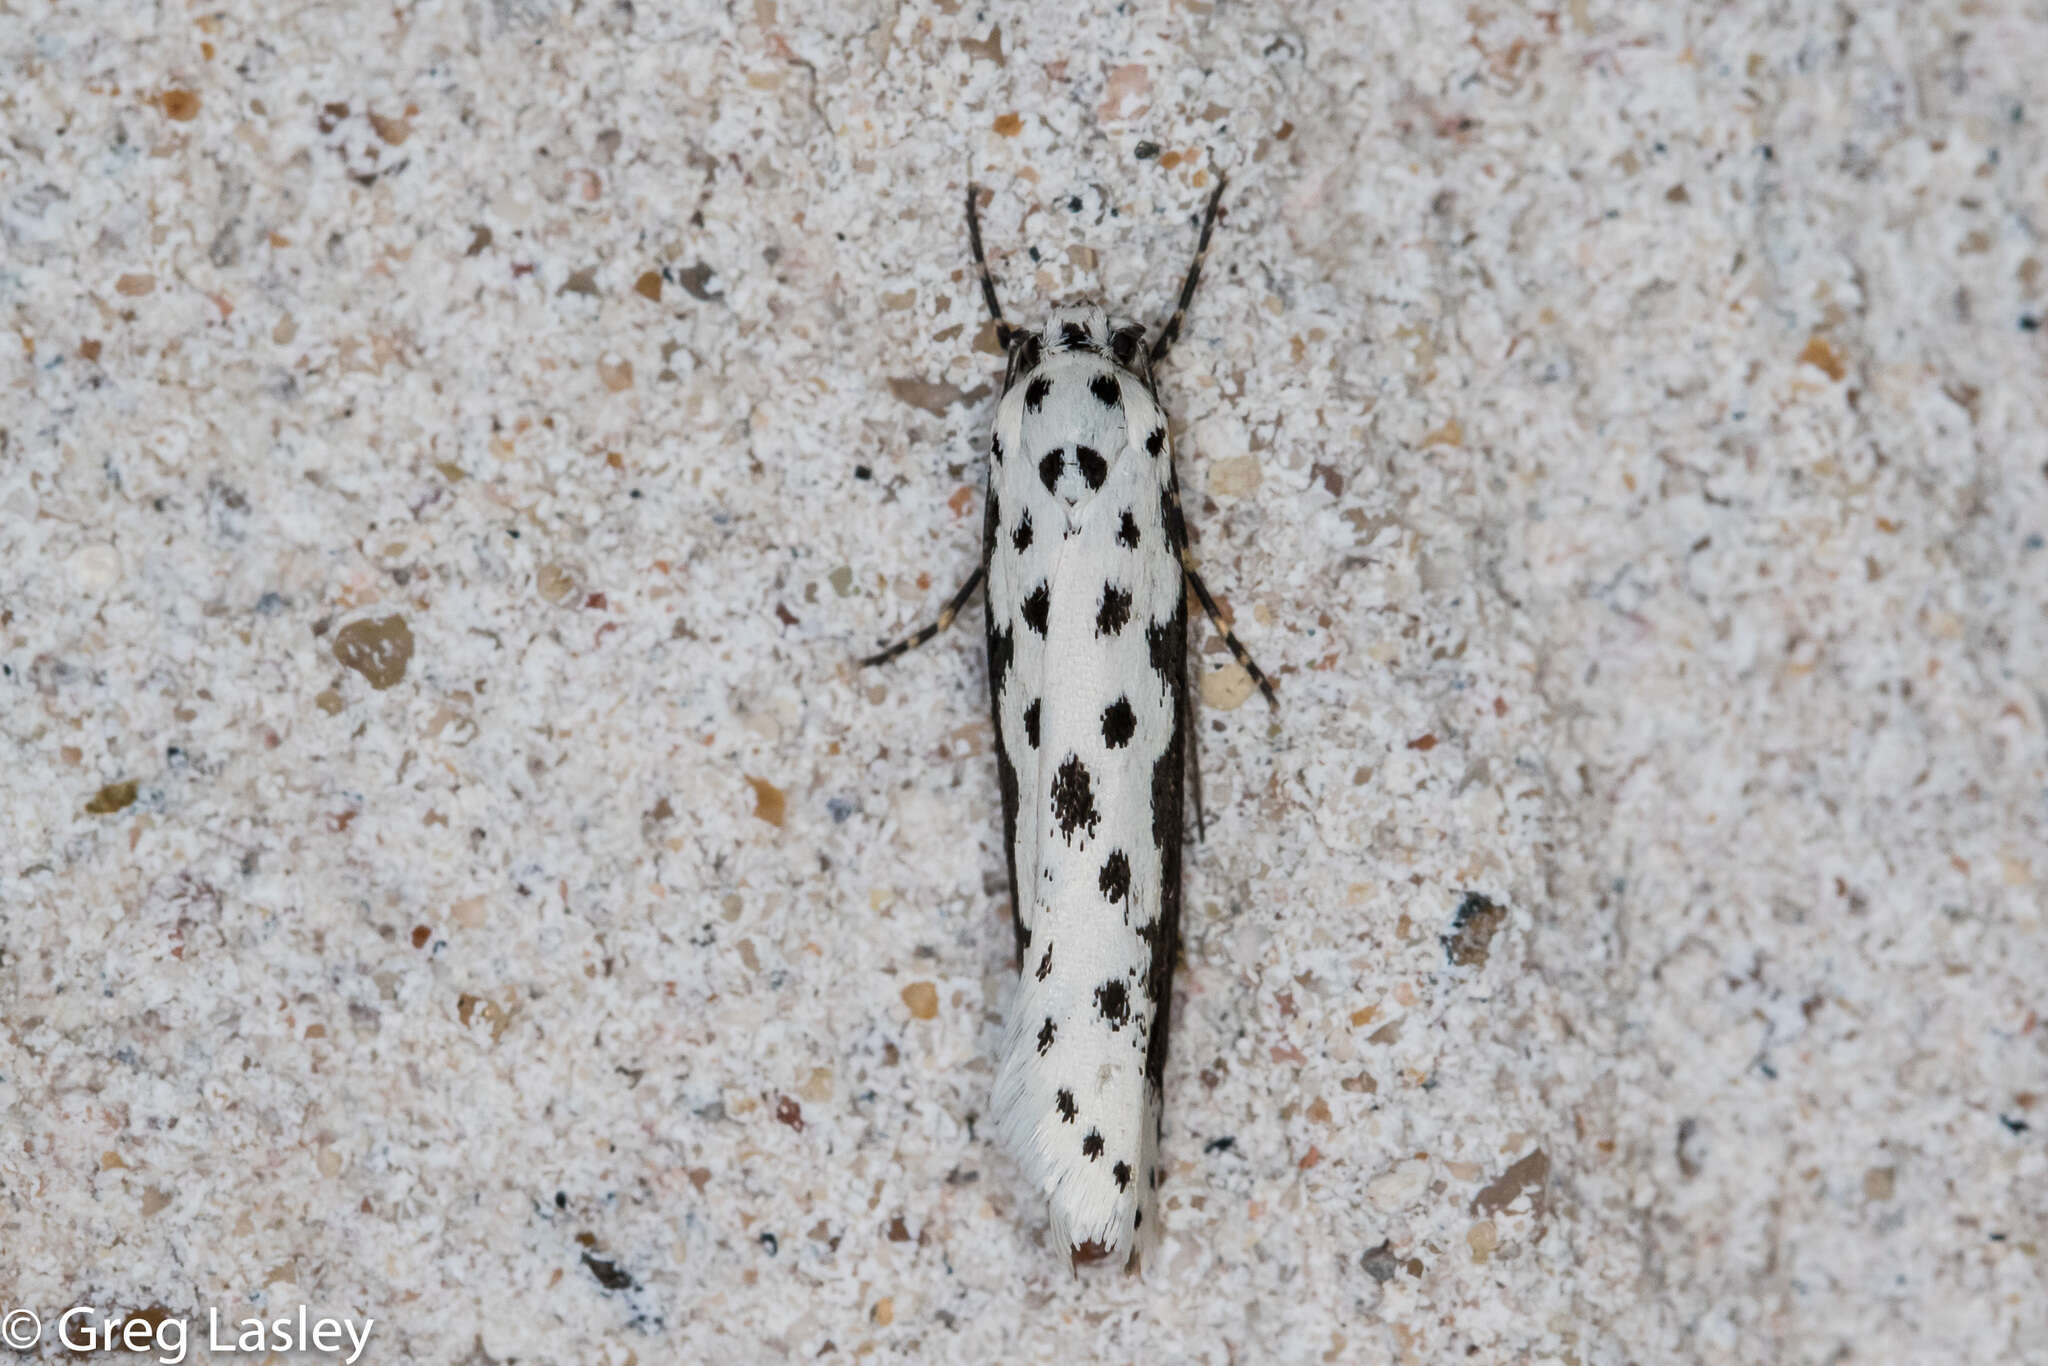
{"left": 4, "top": 3, "right": 2044, "bottom": 1362}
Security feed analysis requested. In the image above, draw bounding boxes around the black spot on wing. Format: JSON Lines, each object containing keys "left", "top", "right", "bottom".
{"left": 1100, "top": 697, "right": 1135, "bottom": 748}
{"left": 1116, "top": 509, "right": 1140, "bottom": 548}
{"left": 1090, "top": 373, "right": 1122, "bottom": 407}
{"left": 1025, "top": 375, "right": 1052, "bottom": 411}
{"left": 1056, "top": 1089, "right": 1077, "bottom": 1122}
{"left": 1164, "top": 491, "right": 1186, "bottom": 551}
{"left": 1098, "top": 849, "right": 1130, "bottom": 903}
{"left": 1037, "top": 1016, "right": 1057, "bottom": 1055}
{"left": 1095, "top": 978, "right": 1130, "bottom": 1028}
{"left": 991, "top": 432, "right": 1004, "bottom": 463}
{"left": 1038, "top": 449, "right": 1063, "bottom": 494}
{"left": 1050, "top": 754, "right": 1100, "bottom": 842}
{"left": 1036, "top": 943, "right": 1052, "bottom": 981}
{"left": 1074, "top": 445, "right": 1107, "bottom": 489}
{"left": 1112, "top": 1160, "right": 1132, "bottom": 1192}
{"left": 989, "top": 622, "right": 1016, "bottom": 689}
{"left": 1082, "top": 1129, "right": 1105, "bottom": 1159}
{"left": 1022, "top": 583, "right": 1051, "bottom": 635}
{"left": 1096, "top": 584, "right": 1132, "bottom": 636}
{"left": 1146, "top": 617, "right": 1177, "bottom": 685}
{"left": 1012, "top": 510, "right": 1033, "bottom": 552}
{"left": 1023, "top": 698, "right": 1041, "bottom": 749}
{"left": 1144, "top": 426, "right": 1166, "bottom": 457}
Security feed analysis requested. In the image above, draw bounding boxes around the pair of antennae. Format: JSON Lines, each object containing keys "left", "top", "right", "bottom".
{"left": 965, "top": 175, "right": 1228, "bottom": 369}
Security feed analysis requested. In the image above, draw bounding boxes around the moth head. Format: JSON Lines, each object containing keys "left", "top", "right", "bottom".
{"left": 1006, "top": 304, "right": 1153, "bottom": 388}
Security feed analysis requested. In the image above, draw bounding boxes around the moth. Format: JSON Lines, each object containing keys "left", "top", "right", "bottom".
{"left": 863, "top": 177, "right": 1275, "bottom": 1267}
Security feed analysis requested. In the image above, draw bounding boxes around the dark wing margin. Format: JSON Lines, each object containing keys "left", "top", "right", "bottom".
{"left": 1142, "top": 583, "right": 1189, "bottom": 1093}
{"left": 983, "top": 472, "right": 1028, "bottom": 966}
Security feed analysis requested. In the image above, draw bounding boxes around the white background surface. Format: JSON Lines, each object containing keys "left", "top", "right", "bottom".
{"left": 4, "top": 2, "right": 2044, "bottom": 1361}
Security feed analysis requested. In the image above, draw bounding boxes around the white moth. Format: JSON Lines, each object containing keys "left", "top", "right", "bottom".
{"left": 864, "top": 177, "right": 1274, "bottom": 1268}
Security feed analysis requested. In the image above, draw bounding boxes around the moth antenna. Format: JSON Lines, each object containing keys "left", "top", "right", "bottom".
{"left": 966, "top": 182, "right": 1017, "bottom": 352}
{"left": 1148, "top": 173, "right": 1227, "bottom": 368}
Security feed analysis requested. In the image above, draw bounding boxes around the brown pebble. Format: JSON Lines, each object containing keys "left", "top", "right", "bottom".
{"left": 1470, "top": 1149, "right": 1550, "bottom": 1217}
{"left": 1443, "top": 892, "right": 1507, "bottom": 968}
{"left": 85, "top": 779, "right": 139, "bottom": 814}
{"left": 1799, "top": 335, "right": 1845, "bottom": 381}
{"left": 747, "top": 775, "right": 786, "bottom": 826}
{"left": 332, "top": 614, "right": 414, "bottom": 690}
{"left": 368, "top": 111, "right": 410, "bottom": 144}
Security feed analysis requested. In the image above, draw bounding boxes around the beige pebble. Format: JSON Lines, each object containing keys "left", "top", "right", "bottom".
{"left": 1207, "top": 455, "right": 1264, "bottom": 498}
{"left": 536, "top": 561, "right": 579, "bottom": 603}
{"left": 1199, "top": 663, "right": 1257, "bottom": 710}
{"left": 68, "top": 542, "right": 122, "bottom": 592}
{"left": 1467, "top": 1220, "right": 1499, "bottom": 1263}
{"left": 1367, "top": 1157, "right": 1430, "bottom": 1211}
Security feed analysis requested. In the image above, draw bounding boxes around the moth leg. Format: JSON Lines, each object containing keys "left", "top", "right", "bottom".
{"left": 965, "top": 183, "right": 1016, "bottom": 351}
{"left": 859, "top": 565, "right": 986, "bottom": 667}
{"left": 1166, "top": 475, "right": 1278, "bottom": 708}
{"left": 1182, "top": 562, "right": 1277, "bottom": 707}
{"left": 1148, "top": 174, "right": 1228, "bottom": 369}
